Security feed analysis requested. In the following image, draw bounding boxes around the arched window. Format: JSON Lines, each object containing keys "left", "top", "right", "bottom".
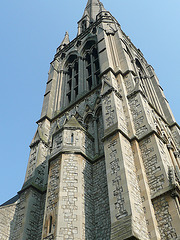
{"left": 85, "top": 52, "right": 92, "bottom": 90}
{"left": 66, "top": 55, "right": 79, "bottom": 103}
{"left": 84, "top": 43, "right": 100, "bottom": 91}
{"left": 67, "top": 66, "right": 72, "bottom": 102}
{"left": 84, "top": 114, "right": 94, "bottom": 137}
{"left": 135, "top": 58, "right": 147, "bottom": 97}
{"left": 92, "top": 48, "right": 100, "bottom": 85}
{"left": 74, "top": 61, "right": 79, "bottom": 97}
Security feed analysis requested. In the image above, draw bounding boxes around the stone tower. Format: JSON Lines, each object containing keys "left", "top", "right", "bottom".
{"left": 0, "top": 0, "right": 180, "bottom": 239}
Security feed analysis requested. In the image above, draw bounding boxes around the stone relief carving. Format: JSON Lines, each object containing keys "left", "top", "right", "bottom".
{"left": 153, "top": 196, "right": 177, "bottom": 239}
{"left": 103, "top": 94, "right": 115, "bottom": 129}
{"left": 139, "top": 137, "right": 165, "bottom": 194}
{"left": 107, "top": 139, "right": 128, "bottom": 220}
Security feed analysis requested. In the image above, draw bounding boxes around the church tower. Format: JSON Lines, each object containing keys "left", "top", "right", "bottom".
{"left": 0, "top": 0, "right": 180, "bottom": 239}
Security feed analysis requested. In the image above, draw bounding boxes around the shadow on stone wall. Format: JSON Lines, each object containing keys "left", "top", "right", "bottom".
{"left": 8, "top": 161, "right": 47, "bottom": 240}
{"left": 84, "top": 157, "right": 111, "bottom": 240}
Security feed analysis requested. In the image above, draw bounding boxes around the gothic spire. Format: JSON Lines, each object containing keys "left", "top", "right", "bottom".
{"left": 82, "top": 0, "right": 106, "bottom": 23}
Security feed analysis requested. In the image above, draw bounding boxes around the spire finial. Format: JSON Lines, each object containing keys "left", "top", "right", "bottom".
{"left": 83, "top": 0, "right": 106, "bottom": 23}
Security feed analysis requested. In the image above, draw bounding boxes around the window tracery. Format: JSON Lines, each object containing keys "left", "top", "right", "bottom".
{"left": 66, "top": 55, "right": 79, "bottom": 103}
{"left": 85, "top": 44, "right": 100, "bottom": 91}
{"left": 62, "top": 40, "right": 100, "bottom": 108}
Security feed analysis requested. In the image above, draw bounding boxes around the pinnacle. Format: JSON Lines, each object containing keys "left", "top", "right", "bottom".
{"left": 59, "top": 31, "right": 70, "bottom": 50}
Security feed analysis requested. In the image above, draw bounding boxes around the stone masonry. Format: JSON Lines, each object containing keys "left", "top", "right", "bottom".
{"left": 0, "top": 0, "right": 180, "bottom": 239}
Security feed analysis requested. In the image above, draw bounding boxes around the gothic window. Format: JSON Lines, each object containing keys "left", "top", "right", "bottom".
{"left": 135, "top": 58, "right": 148, "bottom": 97}
{"left": 67, "top": 66, "right": 72, "bottom": 102}
{"left": 135, "top": 58, "right": 162, "bottom": 113}
{"left": 92, "top": 48, "right": 100, "bottom": 85}
{"left": 66, "top": 55, "right": 79, "bottom": 103}
{"left": 85, "top": 43, "right": 100, "bottom": 91}
{"left": 85, "top": 52, "right": 92, "bottom": 90}
{"left": 74, "top": 61, "right": 79, "bottom": 97}
{"left": 84, "top": 114, "right": 94, "bottom": 137}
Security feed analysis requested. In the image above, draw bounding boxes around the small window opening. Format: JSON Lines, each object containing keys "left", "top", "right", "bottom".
{"left": 92, "top": 27, "right": 97, "bottom": 34}
{"left": 135, "top": 58, "right": 142, "bottom": 69}
{"left": 49, "top": 216, "right": 52, "bottom": 234}
{"left": 71, "top": 133, "right": 74, "bottom": 143}
{"left": 61, "top": 53, "right": 66, "bottom": 60}
{"left": 82, "top": 20, "right": 87, "bottom": 32}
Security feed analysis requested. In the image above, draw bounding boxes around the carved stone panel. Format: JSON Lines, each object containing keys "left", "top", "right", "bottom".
{"left": 104, "top": 133, "right": 149, "bottom": 239}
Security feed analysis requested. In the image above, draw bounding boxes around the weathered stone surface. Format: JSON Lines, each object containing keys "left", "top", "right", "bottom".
{"left": 0, "top": 203, "right": 17, "bottom": 240}
{"left": 1, "top": 0, "right": 180, "bottom": 239}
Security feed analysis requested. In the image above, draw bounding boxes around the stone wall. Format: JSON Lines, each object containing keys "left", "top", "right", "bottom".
{"left": 9, "top": 189, "right": 45, "bottom": 240}
{"left": 153, "top": 196, "right": 177, "bottom": 239}
{"left": 42, "top": 157, "right": 61, "bottom": 238}
{"left": 0, "top": 203, "right": 17, "bottom": 240}
{"left": 93, "top": 158, "right": 111, "bottom": 240}
{"left": 42, "top": 153, "right": 111, "bottom": 240}
{"left": 104, "top": 133, "right": 149, "bottom": 240}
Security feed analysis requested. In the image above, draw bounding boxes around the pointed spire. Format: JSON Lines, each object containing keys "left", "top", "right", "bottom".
{"left": 58, "top": 32, "right": 70, "bottom": 50}
{"left": 82, "top": 0, "right": 106, "bottom": 23}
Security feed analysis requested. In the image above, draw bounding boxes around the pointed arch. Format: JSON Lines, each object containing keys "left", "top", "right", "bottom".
{"left": 82, "top": 39, "right": 100, "bottom": 91}
{"left": 63, "top": 53, "right": 80, "bottom": 104}
{"left": 84, "top": 113, "right": 94, "bottom": 137}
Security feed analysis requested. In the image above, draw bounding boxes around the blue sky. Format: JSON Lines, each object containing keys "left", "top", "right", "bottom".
{"left": 0, "top": 0, "right": 180, "bottom": 204}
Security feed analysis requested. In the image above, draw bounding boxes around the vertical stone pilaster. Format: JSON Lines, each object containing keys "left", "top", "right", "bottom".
{"left": 131, "top": 140, "right": 161, "bottom": 240}
{"left": 101, "top": 73, "right": 149, "bottom": 239}
{"left": 139, "top": 134, "right": 180, "bottom": 238}
{"left": 128, "top": 93, "right": 155, "bottom": 140}
{"left": 104, "top": 132, "right": 149, "bottom": 239}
